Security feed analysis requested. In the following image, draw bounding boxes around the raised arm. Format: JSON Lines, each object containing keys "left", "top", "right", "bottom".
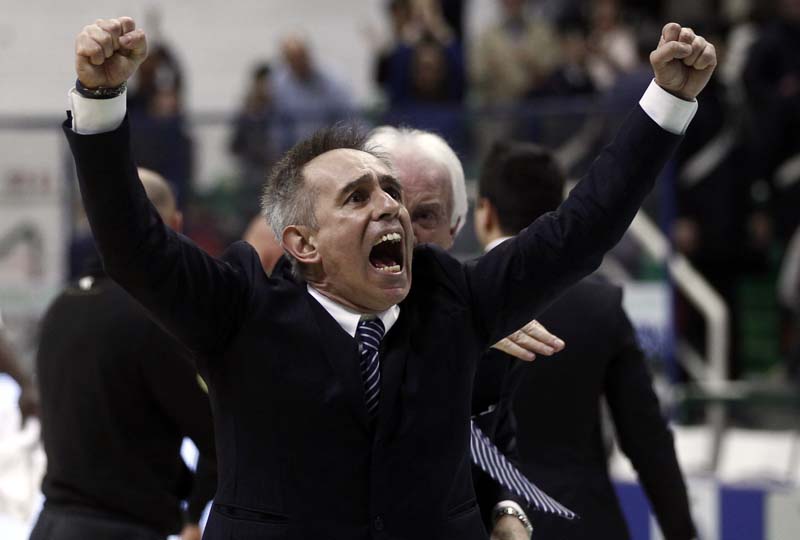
{"left": 467, "top": 23, "right": 716, "bottom": 347}
{"left": 65, "top": 18, "right": 254, "bottom": 357}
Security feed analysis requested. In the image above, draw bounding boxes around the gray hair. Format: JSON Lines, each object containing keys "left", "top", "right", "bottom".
{"left": 261, "top": 123, "right": 384, "bottom": 276}
{"left": 366, "top": 126, "right": 468, "bottom": 237}
{"left": 261, "top": 123, "right": 378, "bottom": 240}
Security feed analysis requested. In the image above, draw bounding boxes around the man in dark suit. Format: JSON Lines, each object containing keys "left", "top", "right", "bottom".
{"left": 474, "top": 141, "right": 697, "bottom": 539}
{"left": 64, "top": 16, "right": 714, "bottom": 540}
{"left": 31, "top": 169, "right": 217, "bottom": 540}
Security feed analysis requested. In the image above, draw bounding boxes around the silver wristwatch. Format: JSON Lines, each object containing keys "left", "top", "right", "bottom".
{"left": 493, "top": 504, "right": 533, "bottom": 538}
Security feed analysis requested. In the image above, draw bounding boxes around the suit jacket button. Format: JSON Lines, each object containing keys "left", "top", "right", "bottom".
{"left": 373, "top": 516, "right": 385, "bottom": 531}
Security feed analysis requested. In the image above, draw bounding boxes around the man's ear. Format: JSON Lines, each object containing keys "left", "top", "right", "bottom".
{"left": 282, "top": 225, "right": 321, "bottom": 266}
{"left": 474, "top": 197, "right": 492, "bottom": 232}
{"left": 171, "top": 210, "right": 184, "bottom": 234}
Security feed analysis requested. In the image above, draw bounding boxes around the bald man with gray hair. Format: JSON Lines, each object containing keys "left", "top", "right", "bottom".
{"left": 139, "top": 167, "right": 183, "bottom": 232}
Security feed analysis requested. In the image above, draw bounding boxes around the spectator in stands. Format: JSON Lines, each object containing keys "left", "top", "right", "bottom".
{"left": 230, "top": 63, "right": 279, "bottom": 219}
{"left": 475, "top": 140, "right": 697, "bottom": 540}
{"left": 531, "top": 20, "right": 596, "bottom": 98}
{"left": 742, "top": 0, "right": 800, "bottom": 242}
{"left": 391, "top": 37, "right": 468, "bottom": 152}
{"left": 128, "top": 43, "right": 194, "bottom": 209}
{"left": 373, "top": 0, "right": 465, "bottom": 93}
{"left": 471, "top": 0, "right": 562, "bottom": 105}
{"left": 377, "top": 0, "right": 467, "bottom": 152}
{"left": 273, "top": 35, "right": 354, "bottom": 153}
{"left": 31, "top": 169, "right": 216, "bottom": 540}
{"left": 0, "top": 318, "right": 39, "bottom": 426}
{"left": 586, "top": 0, "right": 639, "bottom": 91}
{"left": 242, "top": 215, "right": 285, "bottom": 276}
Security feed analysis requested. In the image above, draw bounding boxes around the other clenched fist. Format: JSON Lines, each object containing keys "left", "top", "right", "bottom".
{"left": 650, "top": 22, "right": 717, "bottom": 101}
{"left": 75, "top": 17, "right": 147, "bottom": 89}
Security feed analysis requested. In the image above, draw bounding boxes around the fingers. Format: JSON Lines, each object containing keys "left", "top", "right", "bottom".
{"left": 511, "top": 329, "right": 554, "bottom": 356}
{"left": 119, "top": 28, "right": 147, "bottom": 58}
{"left": 96, "top": 18, "right": 123, "bottom": 52}
{"left": 119, "top": 16, "right": 136, "bottom": 34}
{"left": 491, "top": 337, "right": 536, "bottom": 362}
{"left": 75, "top": 17, "right": 141, "bottom": 66}
{"left": 679, "top": 28, "right": 712, "bottom": 69}
{"left": 654, "top": 22, "right": 715, "bottom": 71}
{"left": 518, "top": 319, "right": 565, "bottom": 352}
{"left": 76, "top": 31, "right": 106, "bottom": 66}
{"left": 661, "top": 22, "right": 681, "bottom": 44}
{"left": 694, "top": 41, "right": 717, "bottom": 70}
{"left": 650, "top": 39, "right": 692, "bottom": 69}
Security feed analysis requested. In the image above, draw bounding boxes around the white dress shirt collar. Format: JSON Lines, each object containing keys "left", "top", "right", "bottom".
{"left": 306, "top": 285, "right": 400, "bottom": 338}
{"left": 484, "top": 236, "right": 513, "bottom": 253}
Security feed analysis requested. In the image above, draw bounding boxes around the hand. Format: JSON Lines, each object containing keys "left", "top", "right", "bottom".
{"left": 492, "top": 319, "right": 565, "bottom": 362}
{"left": 180, "top": 524, "right": 202, "bottom": 540}
{"left": 650, "top": 23, "right": 716, "bottom": 101}
{"left": 75, "top": 17, "right": 148, "bottom": 89}
{"left": 17, "top": 381, "right": 40, "bottom": 427}
{"left": 491, "top": 515, "right": 530, "bottom": 540}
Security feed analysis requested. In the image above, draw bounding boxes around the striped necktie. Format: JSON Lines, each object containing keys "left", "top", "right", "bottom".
{"left": 470, "top": 421, "right": 576, "bottom": 519}
{"left": 356, "top": 318, "right": 384, "bottom": 418}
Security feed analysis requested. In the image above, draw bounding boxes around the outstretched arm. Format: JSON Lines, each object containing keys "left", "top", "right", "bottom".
{"left": 467, "top": 23, "right": 716, "bottom": 349}
{"left": 65, "top": 18, "right": 254, "bottom": 358}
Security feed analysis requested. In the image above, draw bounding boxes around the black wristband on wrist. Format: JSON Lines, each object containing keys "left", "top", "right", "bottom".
{"left": 75, "top": 79, "right": 127, "bottom": 100}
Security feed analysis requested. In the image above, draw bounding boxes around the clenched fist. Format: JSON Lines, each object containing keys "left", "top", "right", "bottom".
{"left": 75, "top": 17, "right": 147, "bottom": 89}
{"left": 650, "top": 22, "right": 716, "bottom": 101}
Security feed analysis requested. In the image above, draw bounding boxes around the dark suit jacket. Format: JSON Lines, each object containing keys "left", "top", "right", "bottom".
{"left": 64, "top": 105, "right": 680, "bottom": 540}
{"left": 501, "top": 276, "right": 696, "bottom": 539}
{"left": 36, "top": 270, "right": 217, "bottom": 535}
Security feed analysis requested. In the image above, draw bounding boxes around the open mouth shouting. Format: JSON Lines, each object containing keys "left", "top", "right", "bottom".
{"left": 369, "top": 232, "right": 404, "bottom": 274}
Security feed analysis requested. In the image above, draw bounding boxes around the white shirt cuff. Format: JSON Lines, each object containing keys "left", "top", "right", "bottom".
{"left": 69, "top": 88, "right": 127, "bottom": 135}
{"left": 638, "top": 79, "right": 698, "bottom": 135}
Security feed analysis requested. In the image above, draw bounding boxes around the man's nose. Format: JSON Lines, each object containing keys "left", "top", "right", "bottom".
{"left": 375, "top": 190, "right": 401, "bottom": 220}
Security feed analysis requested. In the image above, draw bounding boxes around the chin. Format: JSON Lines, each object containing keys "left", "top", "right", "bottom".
{"left": 364, "top": 279, "right": 410, "bottom": 311}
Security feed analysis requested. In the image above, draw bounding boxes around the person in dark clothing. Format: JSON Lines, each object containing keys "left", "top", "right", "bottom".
{"left": 31, "top": 168, "right": 217, "bottom": 540}
{"left": 230, "top": 63, "right": 278, "bottom": 220}
{"left": 742, "top": 0, "right": 800, "bottom": 242}
{"left": 474, "top": 141, "right": 697, "bottom": 539}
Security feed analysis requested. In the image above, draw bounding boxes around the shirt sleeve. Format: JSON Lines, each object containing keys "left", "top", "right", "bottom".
{"left": 68, "top": 88, "right": 127, "bottom": 135}
{"left": 639, "top": 79, "right": 698, "bottom": 135}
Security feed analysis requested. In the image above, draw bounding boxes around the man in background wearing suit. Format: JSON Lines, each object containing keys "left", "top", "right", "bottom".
{"left": 474, "top": 141, "right": 697, "bottom": 539}
{"left": 32, "top": 169, "right": 217, "bottom": 540}
{"left": 64, "top": 16, "right": 714, "bottom": 539}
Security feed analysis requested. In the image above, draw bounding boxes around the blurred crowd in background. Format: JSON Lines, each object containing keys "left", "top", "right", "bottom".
{"left": 62, "top": 0, "right": 800, "bottom": 394}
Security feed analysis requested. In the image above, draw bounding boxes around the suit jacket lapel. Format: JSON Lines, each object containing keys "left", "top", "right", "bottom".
{"left": 376, "top": 303, "right": 411, "bottom": 441}
{"left": 305, "top": 294, "right": 371, "bottom": 433}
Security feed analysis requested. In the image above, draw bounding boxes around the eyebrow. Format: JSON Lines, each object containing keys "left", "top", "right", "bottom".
{"left": 338, "top": 173, "right": 403, "bottom": 201}
{"left": 411, "top": 201, "right": 444, "bottom": 214}
{"left": 378, "top": 174, "right": 403, "bottom": 196}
